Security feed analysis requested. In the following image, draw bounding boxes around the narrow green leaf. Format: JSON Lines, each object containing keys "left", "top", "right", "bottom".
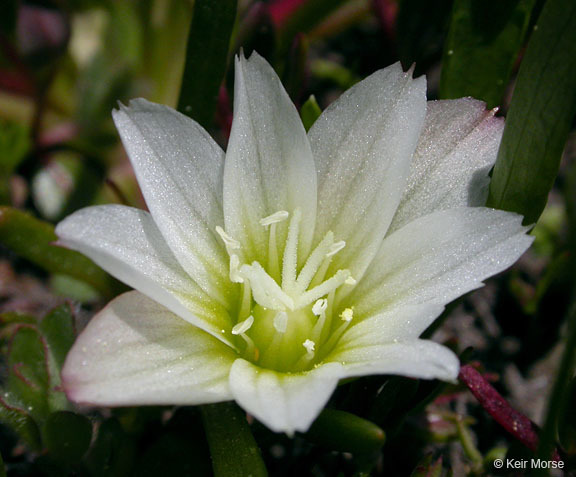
{"left": 177, "top": 0, "right": 237, "bottom": 128}
{"left": 300, "top": 95, "right": 322, "bottom": 132}
{"left": 487, "top": 0, "right": 576, "bottom": 224}
{"left": 44, "top": 411, "right": 92, "bottom": 464}
{"left": 440, "top": 0, "right": 535, "bottom": 107}
{"left": 201, "top": 402, "right": 267, "bottom": 477}
{"left": 0, "top": 206, "right": 124, "bottom": 297}
{"left": 396, "top": 0, "right": 453, "bottom": 71}
{"left": 40, "top": 305, "right": 75, "bottom": 371}
{"left": 306, "top": 409, "right": 385, "bottom": 455}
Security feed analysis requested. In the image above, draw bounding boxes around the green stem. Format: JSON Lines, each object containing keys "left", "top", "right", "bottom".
{"left": 201, "top": 402, "right": 268, "bottom": 477}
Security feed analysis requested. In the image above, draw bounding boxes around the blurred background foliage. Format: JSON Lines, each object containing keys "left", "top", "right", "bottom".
{"left": 0, "top": 0, "right": 575, "bottom": 475}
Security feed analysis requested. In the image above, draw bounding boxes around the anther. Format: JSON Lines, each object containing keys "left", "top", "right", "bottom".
{"left": 312, "top": 298, "right": 328, "bottom": 316}
{"left": 344, "top": 276, "right": 357, "bottom": 285}
{"left": 232, "top": 315, "right": 254, "bottom": 335}
{"left": 303, "top": 339, "right": 315, "bottom": 354}
{"left": 340, "top": 308, "right": 354, "bottom": 322}
{"left": 259, "top": 210, "right": 289, "bottom": 227}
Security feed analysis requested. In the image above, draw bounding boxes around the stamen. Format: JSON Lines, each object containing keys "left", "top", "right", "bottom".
{"left": 239, "top": 281, "right": 252, "bottom": 319}
{"left": 345, "top": 276, "right": 357, "bottom": 285}
{"left": 311, "top": 299, "right": 328, "bottom": 344}
{"left": 294, "top": 232, "right": 334, "bottom": 293}
{"left": 312, "top": 298, "right": 328, "bottom": 316}
{"left": 273, "top": 312, "right": 288, "bottom": 333}
{"left": 282, "top": 208, "right": 302, "bottom": 291}
{"left": 294, "top": 339, "right": 316, "bottom": 369}
{"left": 262, "top": 211, "right": 289, "bottom": 280}
{"left": 303, "top": 339, "right": 315, "bottom": 354}
{"left": 295, "top": 269, "right": 351, "bottom": 308}
{"left": 240, "top": 262, "right": 295, "bottom": 310}
{"left": 216, "top": 226, "right": 241, "bottom": 255}
{"left": 322, "top": 310, "right": 354, "bottom": 352}
{"left": 326, "top": 240, "right": 346, "bottom": 257}
{"left": 340, "top": 307, "right": 354, "bottom": 322}
{"left": 229, "top": 254, "right": 244, "bottom": 283}
{"left": 259, "top": 210, "right": 289, "bottom": 226}
{"left": 232, "top": 315, "right": 254, "bottom": 335}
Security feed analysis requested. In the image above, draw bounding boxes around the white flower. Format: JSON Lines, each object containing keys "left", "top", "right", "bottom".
{"left": 57, "top": 52, "right": 533, "bottom": 435}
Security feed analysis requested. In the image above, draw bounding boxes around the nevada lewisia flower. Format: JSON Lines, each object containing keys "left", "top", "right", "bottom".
{"left": 57, "top": 52, "right": 532, "bottom": 435}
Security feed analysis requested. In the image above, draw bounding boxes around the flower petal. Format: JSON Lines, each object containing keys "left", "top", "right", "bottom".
{"left": 389, "top": 98, "right": 504, "bottom": 233}
{"left": 338, "top": 304, "right": 445, "bottom": 349}
{"left": 309, "top": 63, "right": 426, "bottom": 281}
{"left": 349, "top": 207, "right": 533, "bottom": 318}
{"left": 327, "top": 339, "right": 459, "bottom": 382}
{"left": 56, "top": 205, "right": 233, "bottom": 340}
{"left": 229, "top": 359, "right": 342, "bottom": 436}
{"left": 223, "top": 52, "right": 317, "bottom": 264}
{"left": 112, "top": 98, "right": 230, "bottom": 305}
{"left": 62, "top": 291, "right": 237, "bottom": 406}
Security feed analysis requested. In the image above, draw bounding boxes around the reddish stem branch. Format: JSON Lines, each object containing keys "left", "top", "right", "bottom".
{"left": 459, "top": 364, "right": 560, "bottom": 460}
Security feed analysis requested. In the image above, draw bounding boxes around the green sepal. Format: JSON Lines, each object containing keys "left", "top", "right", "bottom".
{"left": 300, "top": 95, "right": 322, "bottom": 132}
{"left": 201, "top": 402, "right": 268, "bottom": 477}
{"left": 306, "top": 408, "right": 385, "bottom": 455}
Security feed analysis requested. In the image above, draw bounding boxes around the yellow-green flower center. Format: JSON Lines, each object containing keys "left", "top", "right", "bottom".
{"left": 217, "top": 209, "right": 356, "bottom": 372}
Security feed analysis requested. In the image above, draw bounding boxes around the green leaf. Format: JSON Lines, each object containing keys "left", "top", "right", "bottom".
{"left": 0, "top": 394, "right": 42, "bottom": 451}
{"left": 177, "top": 0, "right": 237, "bottom": 128}
{"left": 7, "top": 326, "right": 50, "bottom": 420}
{"left": 440, "top": 0, "right": 536, "bottom": 108}
{"left": 0, "top": 206, "right": 124, "bottom": 297}
{"left": 300, "top": 95, "right": 322, "bottom": 132}
{"left": 306, "top": 409, "right": 385, "bottom": 455}
{"left": 0, "top": 119, "right": 30, "bottom": 204}
{"left": 201, "top": 402, "right": 267, "bottom": 477}
{"left": 44, "top": 411, "right": 92, "bottom": 464}
{"left": 487, "top": 0, "right": 576, "bottom": 224}
{"left": 396, "top": 0, "right": 453, "bottom": 71}
{"left": 39, "top": 305, "right": 75, "bottom": 371}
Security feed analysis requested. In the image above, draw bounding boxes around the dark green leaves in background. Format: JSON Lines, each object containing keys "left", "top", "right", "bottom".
{"left": 487, "top": 0, "right": 576, "bottom": 225}
{"left": 177, "top": 0, "right": 237, "bottom": 128}
{"left": 440, "top": 0, "right": 535, "bottom": 108}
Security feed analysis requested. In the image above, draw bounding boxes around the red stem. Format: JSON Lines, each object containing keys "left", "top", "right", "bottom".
{"left": 459, "top": 364, "right": 560, "bottom": 460}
